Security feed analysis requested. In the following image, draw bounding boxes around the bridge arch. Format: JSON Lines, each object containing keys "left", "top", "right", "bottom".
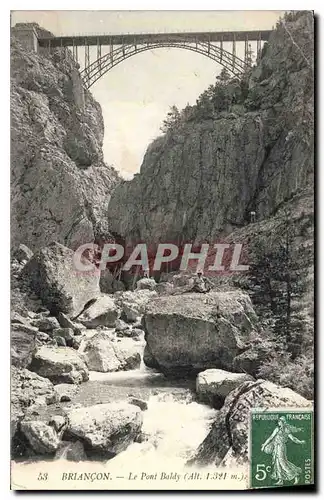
{"left": 81, "top": 39, "right": 248, "bottom": 89}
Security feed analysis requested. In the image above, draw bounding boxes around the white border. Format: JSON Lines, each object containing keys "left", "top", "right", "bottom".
{"left": 2, "top": 2, "right": 320, "bottom": 498}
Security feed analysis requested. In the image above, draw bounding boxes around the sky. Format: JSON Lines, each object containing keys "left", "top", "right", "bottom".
{"left": 11, "top": 10, "right": 284, "bottom": 178}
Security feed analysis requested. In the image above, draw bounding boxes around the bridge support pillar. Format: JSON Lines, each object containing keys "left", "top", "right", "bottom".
{"left": 11, "top": 24, "right": 38, "bottom": 53}
{"left": 232, "top": 33, "right": 236, "bottom": 71}
{"left": 257, "top": 33, "right": 262, "bottom": 61}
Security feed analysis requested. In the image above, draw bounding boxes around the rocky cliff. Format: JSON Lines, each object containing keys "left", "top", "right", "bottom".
{"left": 11, "top": 29, "right": 120, "bottom": 251}
{"left": 108, "top": 12, "right": 314, "bottom": 245}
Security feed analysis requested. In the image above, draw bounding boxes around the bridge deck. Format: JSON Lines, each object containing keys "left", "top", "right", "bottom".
{"left": 38, "top": 30, "right": 272, "bottom": 47}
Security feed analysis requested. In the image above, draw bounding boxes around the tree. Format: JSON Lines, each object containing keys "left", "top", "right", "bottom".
{"left": 195, "top": 89, "right": 214, "bottom": 118}
{"left": 180, "top": 103, "right": 194, "bottom": 122}
{"left": 249, "top": 209, "right": 308, "bottom": 350}
{"left": 216, "top": 67, "right": 231, "bottom": 83}
{"left": 160, "top": 105, "right": 181, "bottom": 133}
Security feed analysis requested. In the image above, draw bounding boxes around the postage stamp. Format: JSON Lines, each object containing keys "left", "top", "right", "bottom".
{"left": 249, "top": 408, "right": 314, "bottom": 489}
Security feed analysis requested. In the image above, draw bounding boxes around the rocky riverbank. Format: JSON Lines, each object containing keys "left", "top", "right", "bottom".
{"left": 11, "top": 241, "right": 312, "bottom": 465}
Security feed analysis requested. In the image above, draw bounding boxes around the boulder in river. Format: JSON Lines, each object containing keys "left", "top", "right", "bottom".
{"left": 191, "top": 379, "right": 312, "bottom": 467}
{"left": 127, "top": 397, "right": 148, "bottom": 411}
{"left": 78, "top": 294, "right": 119, "bottom": 328}
{"left": 20, "top": 420, "right": 60, "bottom": 455}
{"left": 11, "top": 323, "right": 37, "bottom": 368}
{"left": 54, "top": 383, "right": 79, "bottom": 402}
{"left": 11, "top": 367, "right": 58, "bottom": 447}
{"left": 116, "top": 289, "right": 157, "bottom": 322}
{"left": 143, "top": 291, "right": 258, "bottom": 376}
{"left": 196, "top": 368, "right": 254, "bottom": 408}
{"left": 81, "top": 332, "right": 142, "bottom": 372}
{"left": 21, "top": 242, "right": 100, "bottom": 317}
{"left": 57, "top": 312, "right": 84, "bottom": 334}
{"left": 115, "top": 318, "right": 132, "bottom": 334}
{"left": 31, "top": 316, "right": 60, "bottom": 332}
{"left": 52, "top": 328, "right": 74, "bottom": 347}
{"left": 65, "top": 402, "right": 143, "bottom": 457}
{"left": 29, "top": 345, "right": 89, "bottom": 384}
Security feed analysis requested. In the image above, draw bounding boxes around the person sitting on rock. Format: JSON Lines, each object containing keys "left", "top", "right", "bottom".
{"left": 192, "top": 269, "right": 213, "bottom": 293}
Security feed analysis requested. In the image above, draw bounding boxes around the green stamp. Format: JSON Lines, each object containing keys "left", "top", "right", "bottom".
{"left": 249, "top": 408, "right": 314, "bottom": 489}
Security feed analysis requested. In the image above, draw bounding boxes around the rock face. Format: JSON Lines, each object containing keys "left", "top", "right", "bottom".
{"left": 65, "top": 402, "right": 143, "bottom": 456}
{"left": 82, "top": 332, "right": 142, "bottom": 372}
{"left": 108, "top": 13, "right": 313, "bottom": 244}
{"left": 196, "top": 368, "right": 254, "bottom": 408}
{"left": 191, "top": 379, "right": 312, "bottom": 467}
{"left": 78, "top": 294, "right": 119, "bottom": 328}
{"left": 11, "top": 33, "right": 119, "bottom": 251}
{"left": 11, "top": 323, "right": 37, "bottom": 368}
{"left": 143, "top": 291, "right": 258, "bottom": 375}
{"left": 29, "top": 345, "right": 89, "bottom": 384}
{"left": 22, "top": 242, "right": 100, "bottom": 317}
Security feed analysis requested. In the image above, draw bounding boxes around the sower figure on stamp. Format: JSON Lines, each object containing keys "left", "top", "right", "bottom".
{"left": 261, "top": 416, "right": 305, "bottom": 486}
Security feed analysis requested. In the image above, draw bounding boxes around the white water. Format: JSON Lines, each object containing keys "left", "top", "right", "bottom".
{"left": 107, "top": 383, "right": 218, "bottom": 470}
{"left": 89, "top": 359, "right": 218, "bottom": 467}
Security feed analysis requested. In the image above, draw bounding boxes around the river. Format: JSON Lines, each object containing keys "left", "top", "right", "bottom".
{"left": 74, "top": 361, "right": 218, "bottom": 468}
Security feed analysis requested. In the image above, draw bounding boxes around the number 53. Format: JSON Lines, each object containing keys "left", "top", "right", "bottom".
{"left": 38, "top": 472, "right": 48, "bottom": 481}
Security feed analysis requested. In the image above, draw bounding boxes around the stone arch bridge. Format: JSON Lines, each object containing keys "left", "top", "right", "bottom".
{"left": 13, "top": 24, "right": 272, "bottom": 89}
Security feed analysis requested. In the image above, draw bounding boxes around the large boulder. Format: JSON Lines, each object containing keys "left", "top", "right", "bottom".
{"left": 29, "top": 345, "right": 89, "bottom": 384}
{"left": 136, "top": 278, "right": 157, "bottom": 291}
{"left": 21, "top": 242, "right": 100, "bottom": 317}
{"left": 57, "top": 312, "right": 84, "bottom": 334}
{"left": 78, "top": 294, "right": 119, "bottom": 328}
{"left": 116, "top": 289, "right": 157, "bottom": 322}
{"left": 54, "top": 383, "right": 79, "bottom": 402}
{"left": 31, "top": 316, "right": 60, "bottom": 332}
{"left": 81, "top": 332, "right": 142, "bottom": 372}
{"left": 196, "top": 368, "right": 254, "bottom": 408}
{"left": 11, "top": 367, "right": 57, "bottom": 451}
{"left": 143, "top": 291, "right": 258, "bottom": 376}
{"left": 191, "top": 379, "right": 312, "bottom": 467}
{"left": 11, "top": 323, "right": 37, "bottom": 368}
{"left": 20, "top": 420, "right": 60, "bottom": 455}
{"left": 52, "top": 328, "right": 74, "bottom": 347}
{"left": 65, "top": 402, "right": 143, "bottom": 457}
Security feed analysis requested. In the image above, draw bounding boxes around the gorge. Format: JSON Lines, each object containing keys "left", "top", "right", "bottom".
{"left": 10, "top": 11, "right": 314, "bottom": 483}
